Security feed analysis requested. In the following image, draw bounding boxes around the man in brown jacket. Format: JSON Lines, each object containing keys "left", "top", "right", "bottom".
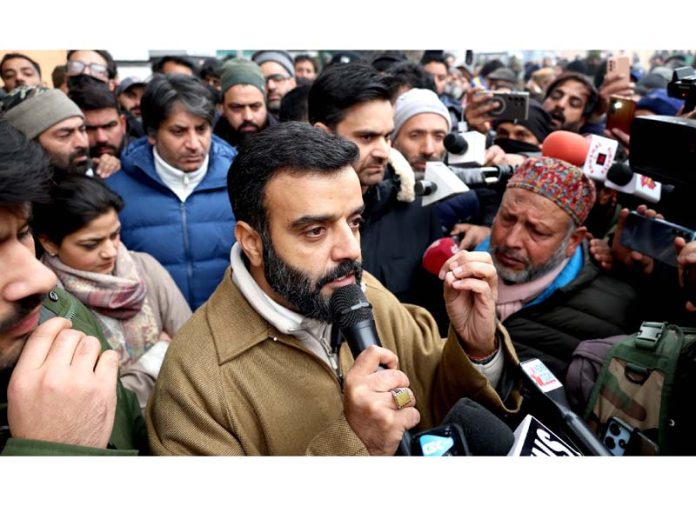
{"left": 146, "top": 122, "right": 521, "bottom": 455}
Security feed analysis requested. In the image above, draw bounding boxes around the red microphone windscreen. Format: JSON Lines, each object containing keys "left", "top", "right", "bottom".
{"left": 422, "top": 237, "right": 459, "bottom": 277}
{"left": 541, "top": 130, "right": 591, "bottom": 167}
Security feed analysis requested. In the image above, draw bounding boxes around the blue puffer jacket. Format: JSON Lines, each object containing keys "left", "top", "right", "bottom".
{"left": 108, "top": 136, "right": 236, "bottom": 310}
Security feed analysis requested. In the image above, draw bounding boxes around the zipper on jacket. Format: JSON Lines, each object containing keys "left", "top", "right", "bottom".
{"left": 64, "top": 293, "right": 78, "bottom": 321}
{"left": 317, "top": 334, "right": 343, "bottom": 391}
{"left": 330, "top": 325, "right": 345, "bottom": 391}
{"left": 179, "top": 202, "right": 194, "bottom": 304}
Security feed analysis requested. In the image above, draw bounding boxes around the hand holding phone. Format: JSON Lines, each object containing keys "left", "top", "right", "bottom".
{"left": 620, "top": 211, "right": 696, "bottom": 268}
{"left": 606, "top": 95, "right": 636, "bottom": 135}
{"left": 600, "top": 56, "right": 634, "bottom": 115}
{"left": 474, "top": 91, "right": 529, "bottom": 122}
{"left": 606, "top": 55, "right": 631, "bottom": 90}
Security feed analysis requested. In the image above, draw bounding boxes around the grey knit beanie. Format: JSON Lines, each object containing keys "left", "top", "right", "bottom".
{"left": 2, "top": 86, "right": 84, "bottom": 140}
{"left": 220, "top": 58, "right": 266, "bottom": 96}
{"left": 251, "top": 50, "right": 295, "bottom": 77}
{"left": 392, "top": 88, "right": 451, "bottom": 139}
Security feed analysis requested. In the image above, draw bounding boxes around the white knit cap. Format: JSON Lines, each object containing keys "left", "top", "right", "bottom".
{"left": 392, "top": 88, "right": 451, "bottom": 139}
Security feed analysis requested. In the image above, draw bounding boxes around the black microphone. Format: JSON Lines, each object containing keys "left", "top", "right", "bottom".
{"left": 450, "top": 165, "right": 516, "bottom": 187}
{"left": 520, "top": 358, "right": 611, "bottom": 456}
{"left": 409, "top": 398, "right": 514, "bottom": 456}
{"left": 329, "top": 283, "right": 381, "bottom": 357}
{"left": 329, "top": 283, "right": 412, "bottom": 456}
{"left": 444, "top": 132, "right": 469, "bottom": 155}
{"left": 441, "top": 398, "right": 515, "bottom": 456}
{"left": 414, "top": 179, "right": 438, "bottom": 197}
{"left": 606, "top": 161, "right": 634, "bottom": 186}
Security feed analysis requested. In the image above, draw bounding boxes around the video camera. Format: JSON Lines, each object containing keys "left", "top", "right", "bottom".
{"left": 667, "top": 66, "right": 696, "bottom": 113}
{"left": 623, "top": 110, "right": 696, "bottom": 302}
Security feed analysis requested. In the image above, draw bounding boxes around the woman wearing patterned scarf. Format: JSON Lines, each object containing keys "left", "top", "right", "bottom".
{"left": 31, "top": 174, "right": 192, "bottom": 409}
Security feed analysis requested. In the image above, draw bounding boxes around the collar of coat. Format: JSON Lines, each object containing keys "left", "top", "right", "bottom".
{"left": 203, "top": 267, "right": 381, "bottom": 364}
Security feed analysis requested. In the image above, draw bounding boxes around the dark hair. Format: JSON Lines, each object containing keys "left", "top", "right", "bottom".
{"left": 198, "top": 57, "right": 222, "bottom": 80}
{"left": 279, "top": 85, "right": 310, "bottom": 122}
{"left": 545, "top": 71, "right": 599, "bottom": 117}
{"left": 67, "top": 50, "right": 117, "bottom": 79}
{"left": 68, "top": 79, "right": 120, "bottom": 112}
{"left": 385, "top": 61, "right": 437, "bottom": 95}
{"left": 141, "top": 74, "right": 216, "bottom": 136}
{"left": 1, "top": 53, "right": 42, "bottom": 78}
{"left": 51, "top": 64, "right": 67, "bottom": 88}
{"left": 0, "top": 119, "right": 52, "bottom": 206}
{"left": 152, "top": 55, "right": 197, "bottom": 75}
{"left": 308, "top": 62, "right": 392, "bottom": 128}
{"left": 480, "top": 59, "right": 504, "bottom": 78}
{"left": 420, "top": 50, "right": 449, "bottom": 70}
{"left": 227, "top": 121, "right": 358, "bottom": 233}
{"left": 371, "top": 51, "right": 407, "bottom": 73}
{"left": 32, "top": 173, "right": 124, "bottom": 246}
{"left": 294, "top": 54, "right": 317, "bottom": 72}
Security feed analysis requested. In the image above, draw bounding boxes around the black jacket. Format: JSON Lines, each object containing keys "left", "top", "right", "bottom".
{"left": 360, "top": 165, "right": 446, "bottom": 330}
{"left": 502, "top": 243, "right": 641, "bottom": 378}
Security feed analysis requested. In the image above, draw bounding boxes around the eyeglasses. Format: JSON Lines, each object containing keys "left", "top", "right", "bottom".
{"left": 265, "top": 74, "right": 290, "bottom": 85}
{"left": 66, "top": 60, "right": 109, "bottom": 81}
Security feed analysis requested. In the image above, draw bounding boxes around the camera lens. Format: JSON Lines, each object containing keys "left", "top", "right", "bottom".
{"left": 604, "top": 437, "right": 616, "bottom": 449}
{"left": 609, "top": 423, "right": 620, "bottom": 436}
{"left": 489, "top": 97, "right": 505, "bottom": 115}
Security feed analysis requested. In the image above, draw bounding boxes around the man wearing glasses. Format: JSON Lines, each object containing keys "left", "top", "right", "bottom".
{"left": 251, "top": 51, "right": 296, "bottom": 120}
{"left": 66, "top": 50, "right": 118, "bottom": 92}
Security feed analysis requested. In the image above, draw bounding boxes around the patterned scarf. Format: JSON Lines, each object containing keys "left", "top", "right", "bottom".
{"left": 42, "top": 244, "right": 160, "bottom": 367}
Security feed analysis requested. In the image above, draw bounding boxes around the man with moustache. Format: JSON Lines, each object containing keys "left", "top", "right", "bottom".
{"left": 466, "top": 71, "right": 629, "bottom": 136}
{"left": 147, "top": 122, "right": 521, "bottom": 455}
{"left": 107, "top": 74, "right": 237, "bottom": 310}
{"left": 474, "top": 156, "right": 638, "bottom": 378}
{"left": 541, "top": 72, "right": 600, "bottom": 133}
{"left": 251, "top": 51, "right": 296, "bottom": 120}
{"left": 465, "top": 72, "right": 599, "bottom": 134}
{"left": 115, "top": 77, "right": 147, "bottom": 138}
{"left": 390, "top": 87, "right": 481, "bottom": 234}
{"left": 1, "top": 53, "right": 42, "bottom": 93}
{"left": 1, "top": 85, "right": 92, "bottom": 175}
{"left": 308, "top": 63, "right": 445, "bottom": 324}
{"left": 69, "top": 80, "right": 133, "bottom": 177}
{"left": 0, "top": 120, "right": 146, "bottom": 455}
{"left": 213, "top": 59, "right": 276, "bottom": 148}
{"left": 116, "top": 77, "right": 146, "bottom": 121}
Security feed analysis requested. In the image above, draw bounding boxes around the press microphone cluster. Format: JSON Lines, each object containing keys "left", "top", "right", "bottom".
{"left": 541, "top": 130, "right": 662, "bottom": 203}
{"left": 444, "top": 131, "right": 487, "bottom": 167}
{"left": 410, "top": 398, "right": 515, "bottom": 456}
{"left": 415, "top": 161, "right": 515, "bottom": 206}
{"left": 328, "top": 284, "right": 607, "bottom": 456}
{"left": 520, "top": 358, "right": 611, "bottom": 456}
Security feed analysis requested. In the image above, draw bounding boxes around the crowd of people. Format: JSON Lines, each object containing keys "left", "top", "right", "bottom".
{"left": 1, "top": 48, "right": 695, "bottom": 456}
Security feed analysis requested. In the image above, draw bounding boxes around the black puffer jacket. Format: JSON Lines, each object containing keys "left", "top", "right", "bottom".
{"left": 502, "top": 243, "right": 641, "bottom": 378}
{"left": 360, "top": 162, "right": 446, "bottom": 330}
